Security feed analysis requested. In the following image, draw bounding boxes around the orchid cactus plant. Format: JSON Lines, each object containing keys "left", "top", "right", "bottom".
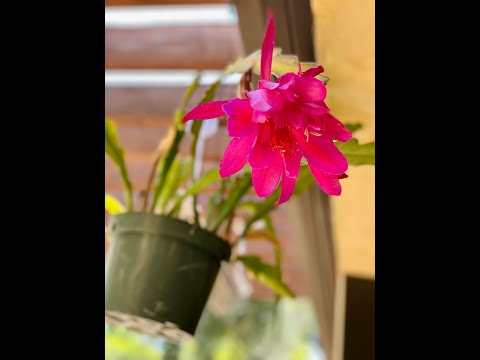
{"left": 105, "top": 14, "right": 375, "bottom": 297}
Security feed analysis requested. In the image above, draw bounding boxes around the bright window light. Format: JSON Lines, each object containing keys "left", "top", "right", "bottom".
{"left": 105, "top": 69, "right": 241, "bottom": 87}
{"left": 105, "top": 4, "right": 238, "bottom": 28}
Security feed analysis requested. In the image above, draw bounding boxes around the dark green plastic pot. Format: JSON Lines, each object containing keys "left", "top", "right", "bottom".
{"left": 105, "top": 212, "right": 231, "bottom": 335}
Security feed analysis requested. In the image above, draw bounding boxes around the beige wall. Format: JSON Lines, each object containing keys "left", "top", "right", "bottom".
{"left": 311, "top": 0, "right": 375, "bottom": 278}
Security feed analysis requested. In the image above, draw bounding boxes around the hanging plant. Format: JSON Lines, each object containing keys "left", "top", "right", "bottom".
{"left": 105, "top": 13, "right": 375, "bottom": 338}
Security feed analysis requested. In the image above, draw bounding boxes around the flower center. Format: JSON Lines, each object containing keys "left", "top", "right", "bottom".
{"left": 269, "top": 121, "right": 294, "bottom": 153}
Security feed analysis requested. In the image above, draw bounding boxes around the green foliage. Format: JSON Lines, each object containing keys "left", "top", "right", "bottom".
{"left": 169, "top": 167, "right": 220, "bottom": 217}
{"left": 190, "top": 78, "right": 223, "bottom": 223}
{"left": 156, "top": 157, "right": 192, "bottom": 214}
{"left": 211, "top": 173, "right": 252, "bottom": 232}
{"left": 150, "top": 130, "right": 185, "bottom": 211}
{"left": 236, "top": 255, "right": 294, "bottom": 297}
{"left": 336, "top": 138, "right": 375, "bottom": 165}
{"left": 149, "top": 75, "right": 201, "bottom": 212}
{"left": 239, "top": 166, "right": 314, "bottom": 239}
{"left": 105, "top": 194, "right": 125, "bottom": 215}
{"left": 105, "top": 120, "right": 133, "bottom": 210}
{"left": 344, "top": 122, "right": 363, "bottom": 133}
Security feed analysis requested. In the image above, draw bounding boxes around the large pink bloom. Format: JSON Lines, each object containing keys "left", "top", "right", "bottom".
{"left": 183, "top": 15, "right": 351, "bottom": 204}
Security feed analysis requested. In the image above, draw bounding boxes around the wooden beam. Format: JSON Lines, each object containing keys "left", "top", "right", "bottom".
{"left": 106, "top": 85, "right": 237, "bottom": 118}
{"left": 106, "top": 24, "right": 243, "bottom": 69}
{"left": 106, "top": 0, "right": 227, "bottom": 6}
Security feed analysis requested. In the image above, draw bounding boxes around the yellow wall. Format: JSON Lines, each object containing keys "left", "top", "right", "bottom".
{"left": 311, "top": 0, "right": 375, "bottom": 278}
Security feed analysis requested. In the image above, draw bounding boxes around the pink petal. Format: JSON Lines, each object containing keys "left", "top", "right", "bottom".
{"left": 303, "top": 66, "right": 325, "bottom": 77}
{"left": 271, "top": 111, "right": 287, "bottom": 128}
{"left": 256, "top": 121, "right": 271, "bottom": 143}
{"left": 293, "top": 76, "right": 327, "bottom": 103}
{"left": 309, "top": 165, "right": 342, "bottom": 196}
{"left": 322, "top": 113, "right": 352, "bottom": 142}
{"left": 282, "top": 150, "right": 302, "bottom": 179}
{"left": 251, "top": 154, "right": 283, "bottom": 197}
{"left": 183, "top": 100, "right": 228, "bottom": 122}
{"left": 221, "top": 98, "right": 257, "bottom": 137}
{"left": 298, "top": 102, "right": 330, "bottom": 117}
{"left": 252, "top": 110, "right": 267, "bottom": 124}
{"left": 278, "top": 72, "right": 297, "bottom": 90}
{"left": 259, "top": 80, "right": 280, "bottom": 90}
{"left": 248, "top": 139, "right": 281, "bottom": 169}
{"left": 293, "top": 128, "right": 348, "bottom": 175}
{"left": 247, "top": 89, "right": 284, "bottom": 112}
{"left": 278, "top": 103, "right": 307, "bottom": 130}
{"left": 260, "top": 14, "right": 275, "bottom": 82}
{"left": 278, "top": 174, "right": 296, "bottom": 205}
{"left": 219, "top": 134, "right": 257, "bottom": 178}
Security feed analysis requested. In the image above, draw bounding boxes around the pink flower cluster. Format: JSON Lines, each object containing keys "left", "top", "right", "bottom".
{"left": 183, "top": 15, "right": 351, "bottom": 204}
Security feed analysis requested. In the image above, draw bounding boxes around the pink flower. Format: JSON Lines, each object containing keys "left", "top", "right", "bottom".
{"left": 183, "top": 15, "right": 351, "bottom": 204}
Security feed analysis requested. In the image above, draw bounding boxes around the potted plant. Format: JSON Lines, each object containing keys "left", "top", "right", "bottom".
{"left": 105, "top": 14, "right": 375, "bottom": 339}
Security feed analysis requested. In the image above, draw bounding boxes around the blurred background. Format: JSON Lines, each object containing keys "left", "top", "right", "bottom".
{"left": 105, "top": 0, "right": 374, "bottom": 359}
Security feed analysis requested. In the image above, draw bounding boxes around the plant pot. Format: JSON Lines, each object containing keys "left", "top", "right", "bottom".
{"left": 105, "top": 212, "right": 231, "bottom": 337}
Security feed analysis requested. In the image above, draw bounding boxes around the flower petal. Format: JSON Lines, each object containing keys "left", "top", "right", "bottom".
{"left": 278, "top": 72, "right": 297, "bottom": 91}
{"left": 221, "top": 98, "right": 257, "bottom": 137}
{"left": 309, "top": 165, "right": 342, "bottom": 196}
{"left": 293, "top": 128, "right": 348, "bottom": 175}
{"left": 183, "top": 100, "right": 228, "bottom": 122}
{"left": 322, "top": 113, "right": 352, "bottom": 142}
{"left": 282, "top": 149, "right": 302, "bottom": 179}
{"left": 252, "top": 110, "right": 267, "bottom": 124}
{"left": 251, "top": 152, "right": 283, "bottom": 197}
{"left": 278, "top": 174, "right": 296, "bottom": 205}
{"left": 303, "top": 66, "right": 325, "bottom": 77}
{"left": 219, "top": 134, "right": 257, "bottom": 178}
{"left": 248, "top": 138, "right": 279, "bottom": 169}
{"left": 259, "top": 80, "right": 279, "bottom": 90}
{"left": 292, "top": 76, "right": 327, "bottom": 103}
{"left": 247, "top": 89, "right": 284, "bottom": 112}
{"left": 298, "top": 102, "right": 330, "bottom": 117}
{"left": 260, "top": 14, "right": 275, "bottom": 82}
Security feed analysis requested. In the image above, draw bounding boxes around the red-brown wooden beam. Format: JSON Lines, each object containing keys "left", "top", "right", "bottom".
{"left": 106, "top": 84, "right": 237, "bottom": 118}
{"left": 106, "top": 25, "right": 243, "bottom": 69}
{"left": 106, "top": 0, "right": 227, "bottom": 6}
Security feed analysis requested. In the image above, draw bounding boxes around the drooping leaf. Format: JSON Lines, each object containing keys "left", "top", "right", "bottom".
{"left": 211, "top": 173, "right": 252, "bottom": 232}
{"left": 344, "top": 122, "right": 363, "bottom": 133}
{"left": 225, "top": 47, "right": 328, "bottom": 83}
{"left": 239, "top": 167, "right": 314, "bottom": 238}
{"left": 149, "top": 75, "right": 201, "bottom": 212}
{"left": 181, "top": 73, "right": 201, "bottom": 110}
{"left": 105, "top": 194, "right": 125, "bottom": 215}
{"left": 206, "top": 177, "right": 231, "bottom": 228}
{"left": 224, "top": 48, "right": 281, "bottom": 75}
{"left": 169, "top": 167, "right": 221, "bottom": 216}
{"left": 105, "top": 120, "right": 133, "bottom": 210}
{"left": 336, "top": 138, "right": 375, "bottom": 165}
{"left": 261, "top": 215, "right": 282, "bottom": 280}
{"left": 155, "top": 157, "right": 192, "bottom": 214}
{"left": 239, "top": 189, "right": 279, "bottom": 239}
{"left": 252, "top": 51, "right": 329, "bottom": 83}
{"left": 190, "top": 77, "right": 224, "bottom": 223}
{"left": 244, "top": 229, "right": 278, "bottom": 245}
{"left": 237, "top": 256, "right": 294, "bottom": 297}
{"left": 262, "top": 215, "right": 276, "bottom": 242}
{"left": 150, "top": 129, "right": 185, "bottom": 211}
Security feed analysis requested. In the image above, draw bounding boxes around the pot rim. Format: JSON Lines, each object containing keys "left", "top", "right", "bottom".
{"left": 109, "top": 212, "right": 232, "bottom": 262}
